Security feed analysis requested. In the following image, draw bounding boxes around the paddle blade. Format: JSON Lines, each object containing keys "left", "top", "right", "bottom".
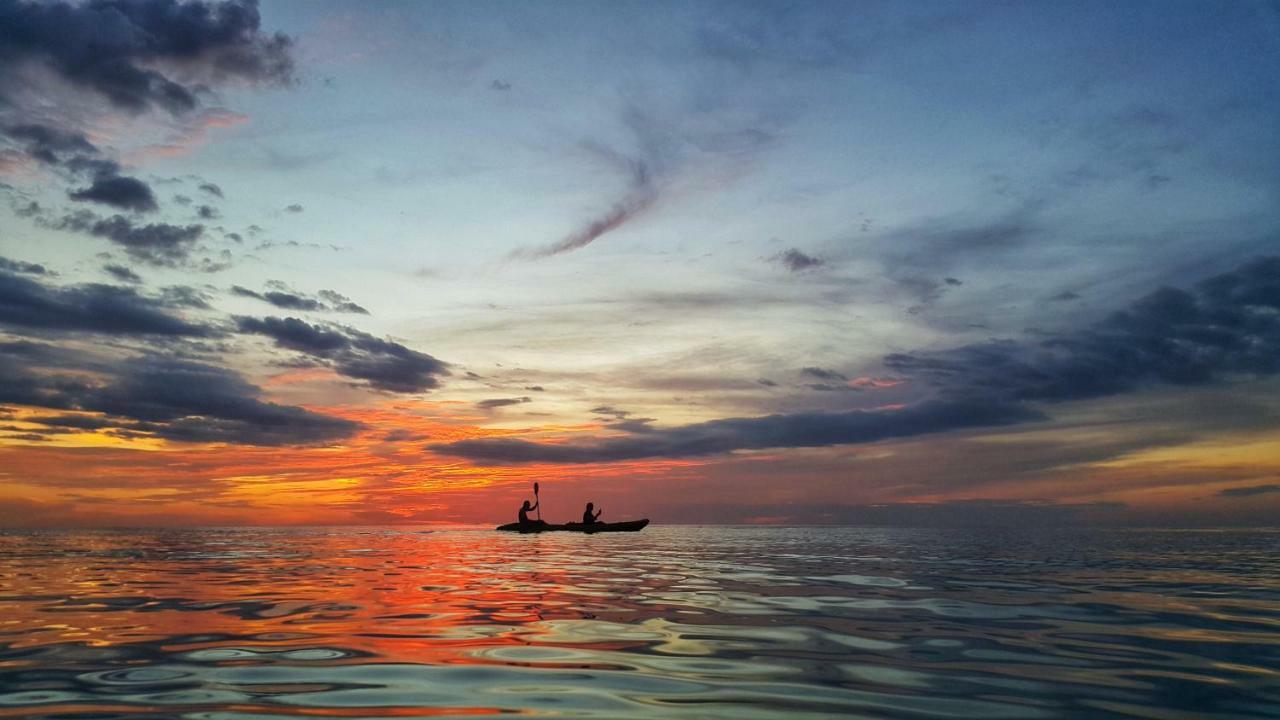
{"left": 534, "top": 482, "right": 539, "bottom": 495}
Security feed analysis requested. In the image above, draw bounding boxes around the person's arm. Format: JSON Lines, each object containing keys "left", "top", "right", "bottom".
{"left": 594, "top": 508, "right": 602, "bottom": 520}
{"left": 531, "top": 500, "right": 538, "bottom": 510}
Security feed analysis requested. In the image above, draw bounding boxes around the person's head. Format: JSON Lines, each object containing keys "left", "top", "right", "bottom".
{"left": 586, "top": 502, "right": 594, "bottom": 510}
{"left": 522, "top": 501, "right": 531, "bottom": 510}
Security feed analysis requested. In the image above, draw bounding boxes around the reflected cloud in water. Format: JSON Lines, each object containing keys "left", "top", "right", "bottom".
{"left": 0, "top": 526, "right": 1278, "bottom": 718}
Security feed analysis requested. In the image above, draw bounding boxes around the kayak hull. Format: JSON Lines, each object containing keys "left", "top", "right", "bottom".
{"left": 495, "top": 519, "right": 650, "bottom": 533}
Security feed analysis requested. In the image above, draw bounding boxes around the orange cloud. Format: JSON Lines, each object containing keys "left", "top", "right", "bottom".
{"left": 0, "top": 396, "right": 704, "bottom": 527}
{"left": 5, "top": 389, "right": 1278, "bottom": 528}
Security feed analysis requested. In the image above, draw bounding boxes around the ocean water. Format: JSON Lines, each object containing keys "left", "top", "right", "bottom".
{"left": 0, "top": 526, "right": 1277, "bottom": 719}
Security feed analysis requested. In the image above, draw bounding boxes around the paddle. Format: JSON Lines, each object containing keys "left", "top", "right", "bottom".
{"left": 534, "top": 482, "right": 541, "bottom": 521}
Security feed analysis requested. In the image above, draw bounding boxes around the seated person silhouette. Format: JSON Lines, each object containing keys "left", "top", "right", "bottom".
{"left": 582, "top": 502, "right": 602, "bottom": 526}
{"left": 518, "top": 499, "right": 543, "bottom": 527}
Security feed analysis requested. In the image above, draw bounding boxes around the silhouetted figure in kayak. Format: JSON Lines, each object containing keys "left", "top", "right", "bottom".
{"left": 582, "top": 502, "right": 602, "bottom": 526}
{"left": 518, "top": 499, "right": 543, "bottom": 527}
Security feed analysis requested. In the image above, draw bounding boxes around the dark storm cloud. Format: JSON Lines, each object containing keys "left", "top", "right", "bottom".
{"left": 773, "top": 248, "right": 824, "bottom": 272}
{"left": 0, "top": 0, "right": 294, "bottom": 114}
{"left": 2, "top": 1, "right": 295, "bottom": 255}
{"left": 0, "top": 268, "right": 211, "bottom": 336}
{"left": 57, "top": 211, "right": 204, "bottom": 266}
{"left": 234, "top": 315, "right": 448, "bottom": 393}
{"left": 102, "top": 263, "right": 142, "bottom": 283}
{"left": 69, "top": 174, "right": 158, "bottom": 212}
{"left": 2, "top": 123, "right": 160, "bottom": 213}
{"left": 885, "top": 256, "right": 1280, "bottom": 404}
{"left": 435, "top": 256, "right": 1280, "bottom": 465}
{"left": 433, "top": 399, "right": 1040, "bottom": 463}
{"left": 0, "top": 348, "right": 358, "bottom": 446}
{"left": 0, "top": 256, "right": 46, "bottom": 275}
{"left": 1217, "top": 484, "right": 1280, "bottom": 498}
{"left": 90, "top": 356, "right": 356, "bottom": 444}
{"left": 284, "top": 203, "right": 303, "bottom": 213}
{"left": 197, "top": 204, "right": 219, "bottom": 219}
{"left": 477, "top": 396, "right": 531, "bottom": 409}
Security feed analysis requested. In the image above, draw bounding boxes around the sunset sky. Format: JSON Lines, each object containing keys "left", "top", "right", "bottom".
{"left": 2, "top": 0, "right": 1279, "bottom": 527}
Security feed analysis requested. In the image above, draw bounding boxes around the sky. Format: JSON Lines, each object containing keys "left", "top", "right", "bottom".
{"left": 1, "top": 0, "right": 1279, "bottom": 527}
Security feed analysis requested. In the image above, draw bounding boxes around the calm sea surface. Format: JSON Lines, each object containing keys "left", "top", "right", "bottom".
{"left": 0, "top": 526, "right": 1277, "bottom": 719}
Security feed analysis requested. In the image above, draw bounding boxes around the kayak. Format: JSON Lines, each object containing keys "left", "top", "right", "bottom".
{"left": 495, "top": 519, "right": 650, "bottom": 533}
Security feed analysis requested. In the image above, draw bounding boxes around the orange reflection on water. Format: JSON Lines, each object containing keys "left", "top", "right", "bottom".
{"left": 0, "top": 529, "right": 654, "bottom": 667}
{"left": 2, "top": 526, "right": 1278, "bottom": 719}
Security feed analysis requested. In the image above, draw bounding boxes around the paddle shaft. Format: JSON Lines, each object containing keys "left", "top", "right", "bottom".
{"left": 534, "top": 483, "right": 541, "bottom": 521}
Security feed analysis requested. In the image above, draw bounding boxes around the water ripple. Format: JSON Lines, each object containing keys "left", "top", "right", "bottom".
{"left": 0, "top": 526, "right": 1277, "bottom": 718}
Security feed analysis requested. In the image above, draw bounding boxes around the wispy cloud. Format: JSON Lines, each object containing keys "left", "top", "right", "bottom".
{"left": 514, "top": 108, "right": 666, "bottom": 259}
{"left": 1217, "top": 483, "right": 1280, "bottom": 498}
{"left": 477, "top": 396, "right": 532, "bottom": 409}
{"left": 232, "top": 284, "right": 370, "bottom": 314}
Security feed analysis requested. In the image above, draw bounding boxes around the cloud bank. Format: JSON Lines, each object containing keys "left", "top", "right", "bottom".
{"left": 0, "top": 267, "right": 210, "bottom": 336}
{"left": 0, "top": 0, "right": 293, "bottom": 113}
{"left": 1, "top": 0, "right": 296, "bottom": 265}
{"left": 434, "top": 256, "right": 1280, "bottom": 463}
{"left": 0, "top": 347, "right": 357, "bottom": 446}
